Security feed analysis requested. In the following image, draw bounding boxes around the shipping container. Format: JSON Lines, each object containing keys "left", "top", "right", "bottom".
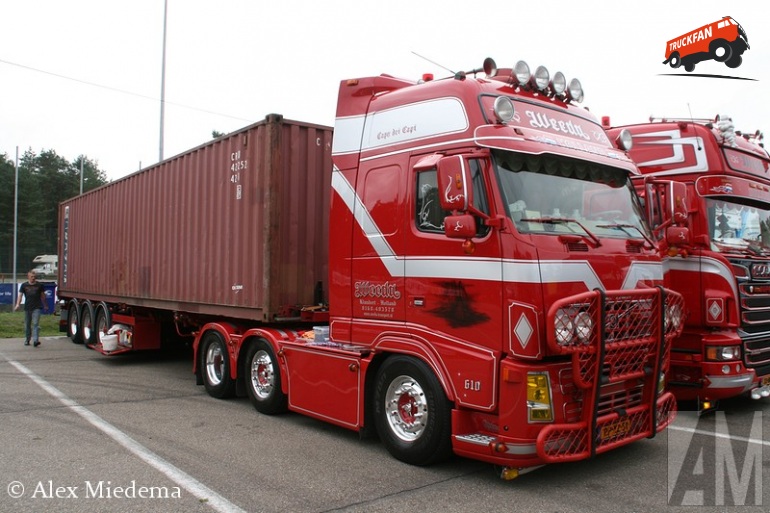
{"left": 58, "top": 114, "right": 333, "bottom": 322}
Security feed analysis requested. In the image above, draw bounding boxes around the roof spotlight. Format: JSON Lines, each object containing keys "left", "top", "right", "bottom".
{"left": 513, "top": 61, "right": 531, "bottom": 87}
{"left": 532, "top": 66, "right": 550, "bottom": 91}
{"left": 493, "top": 96, "right": 515, "bottom": 124}
{"left": 567, "top": 78, "right": 584, "bottom": 103}
{"left": 551, "top": 72, "right": 566, "bottom": 96}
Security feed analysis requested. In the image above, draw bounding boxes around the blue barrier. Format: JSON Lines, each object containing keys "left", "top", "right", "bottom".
{"left": 0, "top": 282, "right": 57, "bottom": 314}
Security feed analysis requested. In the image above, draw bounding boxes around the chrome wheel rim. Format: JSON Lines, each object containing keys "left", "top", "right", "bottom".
{"left": 205, "top": 343, "right": 225, "bottom": 386}
{"left": 385, "top": 375, "right": 428, "bottom": 442}
{"left": 250, "top": 350, "right": 275, "bottom": 399}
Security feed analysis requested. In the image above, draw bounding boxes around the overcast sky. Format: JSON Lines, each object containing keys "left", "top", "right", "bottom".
{"left": 2, "top": 1, "right": 769, "bottom": 180}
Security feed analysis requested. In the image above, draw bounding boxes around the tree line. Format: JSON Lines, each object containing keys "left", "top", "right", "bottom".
{"left": 0, "top": 149, "right": 108, "bottom": 276}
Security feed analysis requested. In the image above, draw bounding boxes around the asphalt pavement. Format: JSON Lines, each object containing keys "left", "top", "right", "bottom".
{"left": 1, "top": 336, "right": 768, "bottom": 513}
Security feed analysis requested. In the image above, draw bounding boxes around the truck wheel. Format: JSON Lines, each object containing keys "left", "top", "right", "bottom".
{"left": 201, "top": 332, "right": 236, "bottom": 398}
{"left": 66, "top": 299, "right": 82, "bottom": 343}
{"left": 667, "top": 52, "right": 681, "bottom": 68}
{"left": 709, "top": 39, "right": 732, "bottom": 62}
{"left": 80, "top": 300, "right": 96, "bottom": 346}
{"left": 95, "top": 303, "right": 111, "bottom": 345}
{"left": 373, "top": 355, "right": 452, "bottom": 466}
{"left": 244, "top": 341, "right": 287, "bottom": 414}
{"left": 725, "top": 55, "right": 742, "bottom": 68}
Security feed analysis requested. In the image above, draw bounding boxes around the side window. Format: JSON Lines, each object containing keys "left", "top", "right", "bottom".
{"left": 415, "top": 159, "right": 491, "bottom": 236}
{"left": 416, "top": 170, "right": 448, "bottom": 233}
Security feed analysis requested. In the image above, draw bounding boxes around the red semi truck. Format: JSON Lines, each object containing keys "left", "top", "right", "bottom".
{"left": 59, "top": 58, "right": 684, "bottom": 477}
{"left": 606, "top": 115, "right": 770, "bottom": 410}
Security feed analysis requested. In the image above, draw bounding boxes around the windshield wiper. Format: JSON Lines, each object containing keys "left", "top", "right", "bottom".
{"left": 596, "top": 223, "right": 655, "bottom": 250}
{"left": 522, "top": 217, "right": 601, "bottom": 247}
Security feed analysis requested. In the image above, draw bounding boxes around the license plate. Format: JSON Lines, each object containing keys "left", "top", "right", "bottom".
{"left": 762, "top": 376, "right": 770, "bottom": 387}
{"left": 600, "top": 418, "right": 632, "bottom": 441}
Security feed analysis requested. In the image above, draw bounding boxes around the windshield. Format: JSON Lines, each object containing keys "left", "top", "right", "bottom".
{"left": 707, "top": 198, "right": 770, "bottom": 254}
{"left": 493, "top": 150, "right": 650, "bottom": 240}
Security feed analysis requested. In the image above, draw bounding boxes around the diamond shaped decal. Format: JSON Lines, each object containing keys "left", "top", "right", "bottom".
{"left": 515, "top": 314, "right": 533, "bottom": 349}
{"left": 708, "top": 300, "right": 722, "bottom": 321}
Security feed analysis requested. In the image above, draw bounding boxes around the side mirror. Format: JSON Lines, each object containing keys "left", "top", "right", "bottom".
{"left": 444, "top": 214, "right": 477, "bottom": 239}
{"left": 670, "top": 181, "right": 689, "bottom": 226}
{"left": 666, "top": 226, "right": 691, "bottom": 246}
{"left": 437, "top": 156, "right": 473, "bottom": 211}
{"left": 645, "top": 179, "right": 690, "bottom": 233}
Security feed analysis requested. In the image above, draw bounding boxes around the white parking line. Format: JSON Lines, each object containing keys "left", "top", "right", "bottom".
{"left": 3, "top": 355, "right": 246, "bottom": 513}
{"left": 667, "top": 424, "right": 769, "bottom": 447}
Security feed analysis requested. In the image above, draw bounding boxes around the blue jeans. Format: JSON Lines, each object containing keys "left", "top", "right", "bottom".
{"left": 24, "top": 309, "right": 41, "bottom": 342}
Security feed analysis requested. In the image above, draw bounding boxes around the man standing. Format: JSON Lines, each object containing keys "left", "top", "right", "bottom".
{"left": 14, "top": 271, "right": 47, "bottom": 347}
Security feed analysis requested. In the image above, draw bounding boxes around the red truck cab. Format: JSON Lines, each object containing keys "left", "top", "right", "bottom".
{"left": 607, "top": 116, "right": 770, "bottom": 409}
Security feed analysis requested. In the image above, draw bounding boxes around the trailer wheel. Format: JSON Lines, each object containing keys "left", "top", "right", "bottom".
{"left": 709, "top": 39, "right": 732, "bottom": 62}
{"left": 66, "top": 299, "right": 82, "bottom": 343}
{"left": 80, "top": 300, "right": 96, "bottom": 346}
{"left": 201, "top": 332, "right": 235, "bottom": 398}
{"left": 373, "top": 355, "right": 452, "bottom": 466}
{"left": 244, "top": 341, "right": 287, "bottom": 414}
{"left": 95, "top": 303, "right": 111, "bottom": 345}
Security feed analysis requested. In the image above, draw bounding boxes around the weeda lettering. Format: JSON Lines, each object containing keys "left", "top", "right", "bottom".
{"left": 525, "top": 110, "right": 590, "bottom": 140}
{"left": 355, "top": 281, "right": 401, "bottom": 299}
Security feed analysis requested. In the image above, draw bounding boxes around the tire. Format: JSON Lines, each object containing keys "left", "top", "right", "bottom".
{"left": 709, "top": 39, "right": 732, "bottom": 62}
{"left": 684, "top": 62, "right": 695, "bottom": 72}
{"left": 201, "top": 332, "right": 236, "bottom": 398}
{"left": 244, "top": 340, "right": 287, "bottom": 414}
{"left": 66, "top": 299, "right": 82, "bottom": 344}
{"left": 80, "top": 300, "right": 96, "bottom": 345}
{"left": 373, "top": 355, "right": 452, "bottom": 466}
{"left": 725, "top": 55, "right": 742, "bottom": 69}
{"left": 667, "top": 52, "right": 681, "bottom": 69}
{"left": 95, "top": 302, "right": 111, "bottom": 345}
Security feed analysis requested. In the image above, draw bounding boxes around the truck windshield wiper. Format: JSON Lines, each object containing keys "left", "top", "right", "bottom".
{"left": 596, "top": 223, "right": 655, "bottom": 249}
{"left": 522, "top": 217, "right": 601, "bottom": 247}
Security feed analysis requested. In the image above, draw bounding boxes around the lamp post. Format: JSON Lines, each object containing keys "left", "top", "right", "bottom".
{"left": 159, "top": 0, "right": 168, "bottom": 162}
{"left": 13, "top": 147, "right": 18, "bottom": 305}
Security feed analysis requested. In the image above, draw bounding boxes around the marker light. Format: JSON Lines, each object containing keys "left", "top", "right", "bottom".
{"left": 526, "top": 372, "right": 553, "bottom": 422}
{"left": 532, "top": 66, "right": 550, "bottom": 91}
{"left": 493, "top": 96, "right": 515, "bottom": 123}
{"left": 567, "top": 78, "right": 584, "bottom": 103}
{"left": 615, "top": 129, "right": 633, "bottom": 151}
{"left": 551, "top": 71, "right": 566, "bottom": 95}
{"left": 513, "top": 61, "right": 531, "bottom": 86}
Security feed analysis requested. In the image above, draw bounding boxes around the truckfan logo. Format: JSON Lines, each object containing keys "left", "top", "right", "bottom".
{"left": 662, "top": 16, "right": 752, "bottom": 78}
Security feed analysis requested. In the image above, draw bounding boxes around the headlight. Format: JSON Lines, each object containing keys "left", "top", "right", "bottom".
{"left": 574, "top": 311, "right": 593, "bottom": 344}
{"left": 665, "top": 302, "right": 683, "bottom": 332}
{"left": 706, "top": 346, "right": 741, "bottom": 361}
{"left": 555, "top": 308, "right": 574, "bottom": 346}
